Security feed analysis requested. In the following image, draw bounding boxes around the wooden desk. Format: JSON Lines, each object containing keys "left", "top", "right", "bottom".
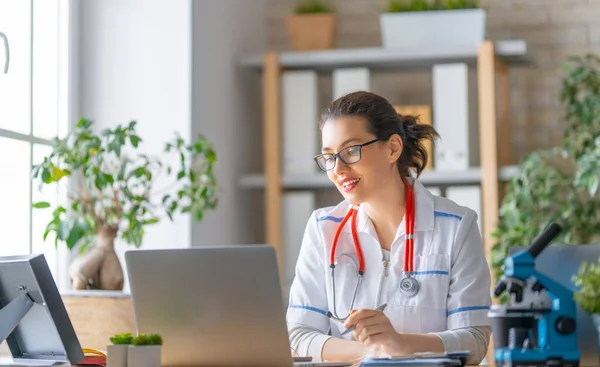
{"left": 0, "top": 356, "right": 496, "bottom": 367}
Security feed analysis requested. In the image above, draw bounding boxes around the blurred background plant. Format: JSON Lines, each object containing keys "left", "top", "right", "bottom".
{"left": 293, "top": 0, "right": 335, "bottom": 14}
{"left": 32, "top": 118, "right": 219, "bottom": 291}
{"left": 573, "top": 258, "right": 600, "bottom": 316}
{"left": 132, "top": 333, "right": 163, "bottom": 346}
{"left": 110, "top": 333, "right": 134, "bottom": 345}
{"left": 492, "top": 53, "right": 600, "bottom": 300}
{"left": 384, "top": 0, "right": 479, "bottom": 12}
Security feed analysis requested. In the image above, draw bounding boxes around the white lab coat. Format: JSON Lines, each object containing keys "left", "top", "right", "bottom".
{"left": 287, "top": 178, "right": 492, "bottom": 362}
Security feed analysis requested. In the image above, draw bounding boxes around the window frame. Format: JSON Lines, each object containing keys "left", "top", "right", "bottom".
{"left": 0, "top": 0, "right": 75, "bottom": 291}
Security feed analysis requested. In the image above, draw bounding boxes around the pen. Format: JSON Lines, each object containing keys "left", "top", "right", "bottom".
{"left": 340, "top": 303, "right": 387, "bottom": 336}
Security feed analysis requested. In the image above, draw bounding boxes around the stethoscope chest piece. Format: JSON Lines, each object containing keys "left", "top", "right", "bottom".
{"left": 399, "top": 273, "right": 419, "bottom": 298}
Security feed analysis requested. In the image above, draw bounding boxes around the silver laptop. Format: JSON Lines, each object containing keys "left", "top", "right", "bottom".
{"left": 125, "top": 245, "right": 351, "bottom": 367}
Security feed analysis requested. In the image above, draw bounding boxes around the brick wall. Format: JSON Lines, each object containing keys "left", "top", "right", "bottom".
{"left": 266, "top": 0, "right": 600, "bottom": 163}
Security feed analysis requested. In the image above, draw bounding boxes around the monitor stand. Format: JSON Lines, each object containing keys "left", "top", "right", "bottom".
{"left": 0, "top": 294, "right": 34, "bottom": 344}
{"left": 0, "top": 294, "right": 68, "bottom": 366}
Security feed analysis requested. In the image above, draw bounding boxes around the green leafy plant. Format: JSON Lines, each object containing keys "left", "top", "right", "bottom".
{"left": 562, "top": 54, "right": 600, "bottom": 196}
{"left": 573, "top": 258, "right": 600, "bottom": 315}
{"left": 110, "top": 333, "right": 134, "bottom": 345}
{"left": 31, "top": 118, "right": 219, "bottom": 290}
{"left": 293, "top": 0, "right": 335, "bottom": 14}
{"left": 492, "top": 53, "right": 600, "bottom": 301}
{"left": 132, "top": 333, "right": 163, "bottom": 346}
{"left": 384, "top": 0, "right": 478, "bottom": 12}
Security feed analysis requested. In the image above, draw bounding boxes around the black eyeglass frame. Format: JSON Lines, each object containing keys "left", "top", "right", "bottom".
{"left": 313, "top": 138, "right": 382, "bottom": 172}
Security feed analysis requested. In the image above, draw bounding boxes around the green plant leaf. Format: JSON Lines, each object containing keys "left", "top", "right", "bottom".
{"left": 57, "top": 220, "right": 74, "bottom": 243}
{"left": 130, "top": 135, "right": 142, "bottom": 148}
{"left": 66, "top": 223, "right": 85, "bottom": 249}
{"left": 132, "top": 333, "right": 162, "bottom": 346}
{"left": 293, "top": 0, "right": 335, "bottom": 14}
{"left": 117, "top": 160, "right": 128, "bottom": 181}
{"left": 384, "top": 0, "right": 478, "bottom": 12}
{"left": 33, "top": 201, "right": 51, "bottom": 209}
{"left": 110, "top": 333, "right": 134, "bottom": 345}
{"left": 41, "top": 168, "right": 52, "bottom": 184}
{"left": 573, "top": 258, "right": 600, "bottom": 314}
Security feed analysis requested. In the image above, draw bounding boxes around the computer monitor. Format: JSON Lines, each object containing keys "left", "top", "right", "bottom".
{"left": 509, "top": 244, "right": 600, "bottom": 366}
{"left": 0, "top": 254, "right": 84, "bottom": 365}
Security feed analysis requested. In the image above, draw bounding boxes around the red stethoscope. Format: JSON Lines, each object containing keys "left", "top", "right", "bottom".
{"left": 327, "top": 178, "right": 418, "bottom": 322}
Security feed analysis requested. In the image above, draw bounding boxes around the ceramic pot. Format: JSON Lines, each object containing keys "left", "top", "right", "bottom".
{"left": 127, "top": 345, "right": 161, "bottom": 367}
{"left": 380, "top": 9, "right": 485, "bottom": 49}
{"left": 106, "top": 344, "right": 128, "bottom": 367}
{"left": 285, "top": 14, "right": 336, "bottom": 51}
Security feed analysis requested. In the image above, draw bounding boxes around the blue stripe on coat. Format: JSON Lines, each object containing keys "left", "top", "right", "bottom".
{"left": 413, "top": 270, "right": 449, "bottom": 275}
{"left": 288, "top": 305, "right": 328, "bottom": 316}
{"left": 316, "top": 215, "right": 344, "bottom": 223}
{"left": 434, "top": 211, "right": 462, "bottom": 220}
{"left": 447, "top": 305, "right": 490, "bottom": 316}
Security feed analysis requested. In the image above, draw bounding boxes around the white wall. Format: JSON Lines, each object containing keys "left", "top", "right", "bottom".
{"left": 78, "top": 0, "right": 192, "bottom": 290}
{"left": 191, "top": 0, "right": 267, "bottom": 247}
{"left": 77, "top": 0, "right": 270, "bottom": 290}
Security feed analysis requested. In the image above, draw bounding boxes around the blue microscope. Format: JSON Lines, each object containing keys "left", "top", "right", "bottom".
{"left": 489, "top": 222, "right": 580, "bottom": 367}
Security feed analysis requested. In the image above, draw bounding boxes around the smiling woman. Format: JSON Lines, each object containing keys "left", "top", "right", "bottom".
{"left": 287, "top": 91, "right": 492, "bottom": 364}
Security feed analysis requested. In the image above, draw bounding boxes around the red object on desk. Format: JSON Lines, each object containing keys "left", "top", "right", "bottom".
{"left": 77, "top": 356, "right": 106, "bottom": 366}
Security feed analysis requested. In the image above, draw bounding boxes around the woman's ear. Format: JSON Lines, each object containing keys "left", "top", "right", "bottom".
{"left": 388, "top": 134, "right": 403, "bottom": 164}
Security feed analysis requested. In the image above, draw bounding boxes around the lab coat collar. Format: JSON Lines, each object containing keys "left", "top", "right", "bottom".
{"left": 343, "top": 177, "right": 435, "bottom": 236}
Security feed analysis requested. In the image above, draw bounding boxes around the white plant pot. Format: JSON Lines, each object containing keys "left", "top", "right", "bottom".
{"left": 106, "top": 345, "right": 128, "bottom": 367}
{"left": 127, "top": 345, "right": 161, "bottom": 367}
{"left": 380, "top": 9, "right": 486, "bottom": 49}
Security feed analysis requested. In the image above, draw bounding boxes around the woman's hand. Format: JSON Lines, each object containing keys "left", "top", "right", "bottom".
{"left": 343, "top": 309, "right": 405, "bottom": 357}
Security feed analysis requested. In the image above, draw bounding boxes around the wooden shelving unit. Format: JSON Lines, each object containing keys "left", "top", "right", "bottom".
{"left": 239, "top": 40, "right": 528, "bottom": 277}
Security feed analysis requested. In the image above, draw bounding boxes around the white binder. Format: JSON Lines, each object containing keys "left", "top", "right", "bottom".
{"left": 432, "top": 63, "right": 469, "bottom": 171}
{"left": 332, "top": 67, "right": 370, "bottom": 100}
{"left": 283, "top": 70, "right": 319, "bottom": 174}
{"left": 446, "top": 186, "right": 482, "bottom": 233}
{"left": 283, "top": 192, "right": 315, "bottom": 303}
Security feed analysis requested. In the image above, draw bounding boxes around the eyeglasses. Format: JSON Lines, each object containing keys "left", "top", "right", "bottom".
{"left": 314, "top": 138, "right": 381, "bottom": 172}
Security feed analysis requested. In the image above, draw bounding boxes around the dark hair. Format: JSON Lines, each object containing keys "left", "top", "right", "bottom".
{"left": 320, "top": 91, "right": 439, "bottom": 178}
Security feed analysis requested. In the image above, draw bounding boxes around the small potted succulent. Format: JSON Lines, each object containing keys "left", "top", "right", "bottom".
{"left": 127, "top": 333, "right": 163, "bottom": 367}
{"left": 107, "top": 333, "right": 133, "bottom": 367}
{"left": 572, "top": 258, "right": 600, "bottom": 363}
{"left": 106, "top": 332, "right": 163, "bottom": 367}
{"left": 379, "top": 0, "right": 485, "bottom": 49}
{"left": 285, "top": 0, "right": 336, "bottom": 51}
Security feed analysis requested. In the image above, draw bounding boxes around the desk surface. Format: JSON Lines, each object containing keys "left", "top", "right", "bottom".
{"left": 0, "top": 358, "right": 495, "bottom": 367}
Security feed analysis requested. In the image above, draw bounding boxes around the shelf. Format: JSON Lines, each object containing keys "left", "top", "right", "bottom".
{"left": 238, "top": 40, "right": 528, "bottom": 71}
{"left": 239, "top": 165, "right": 520, "bottom": 190}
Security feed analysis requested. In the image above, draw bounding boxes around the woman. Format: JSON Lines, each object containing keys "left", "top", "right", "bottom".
{"left": 286, "top": 91, "right": 492, "bottom": 364}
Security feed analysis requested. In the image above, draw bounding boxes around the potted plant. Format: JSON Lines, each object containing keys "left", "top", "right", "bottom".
{"left": 379, "top": 0, "right": 485, "bottom": 49}
{"left": 573, "top": 257, "right": 600, "bottom": 361}
{"left": 31, "top": 118, "right": 218, "bottom": 290}
{"left": 128, "top": 333, "right": 163, "bottom": 367}
{"left": 106, "top": 332, "right": 163, "bottom": 367}
{"left": 107, "top": 333, "right": 133, "bottom": 367}
{"left": 491, "top": 53, "right": 600, "bottom": 303}
{"left": 285, "top": 0, "right": 336, "bottom": 51}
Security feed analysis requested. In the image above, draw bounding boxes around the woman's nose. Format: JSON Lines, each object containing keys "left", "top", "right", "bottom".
{"left": 333, "top": 157, "right": 348, "bottom": 175}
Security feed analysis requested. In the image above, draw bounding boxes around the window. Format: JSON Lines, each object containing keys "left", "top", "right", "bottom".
{"left": 0, "top": 0, "right": 71, "bottom": 289}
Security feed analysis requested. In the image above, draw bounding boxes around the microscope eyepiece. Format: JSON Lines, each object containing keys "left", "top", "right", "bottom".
{"left": 528, "top": 222, "right": 562, "bottom": 258}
